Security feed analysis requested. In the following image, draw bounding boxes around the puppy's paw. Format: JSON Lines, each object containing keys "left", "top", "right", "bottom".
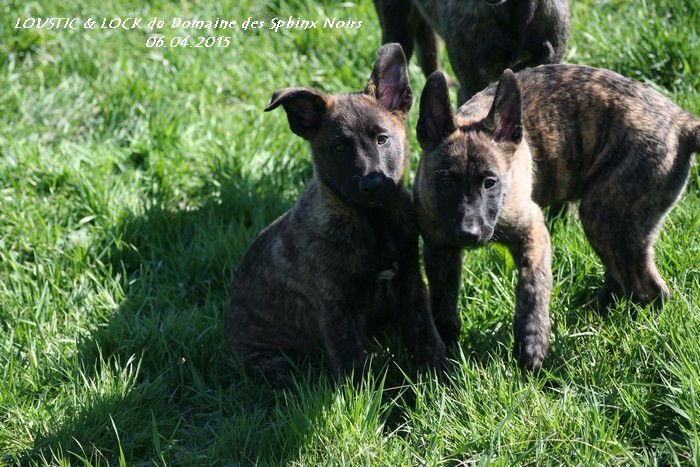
{"left": 585, "top": 289, "right": 614, "bottom": 314}
{"left": 436, "top": 316, "right": 461, "bottom": 349}
{"left": 416, "top": 341, "right": 448, "bottom": 371}
{"left": 514, "top": 334, "right": 549, "bottom": 372}
{"left": 585, "top": 277, "right": 620, "bottom": 313}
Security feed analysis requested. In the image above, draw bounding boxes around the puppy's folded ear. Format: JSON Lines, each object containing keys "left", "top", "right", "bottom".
{"left": 366, "top": 43, "right": 413, "bottom": 115}
{"left": 265, "top": 88, "right": 329, "bottom": 140}
{"left": 484, "top": 69, "right": 523, "bottom": 145}
{"left": 417, "top": 71, "right": 456, "bottom": 152}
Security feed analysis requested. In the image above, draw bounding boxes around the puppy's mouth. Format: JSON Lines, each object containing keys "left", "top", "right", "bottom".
{"left": 346, "top": 191, "right": 389, "bottom": 209}
{"left": 457, "top": 238, "right": 488, "bottom": 249}
{"left": 361, "top": 189, "right": 396, "bottom": 208}
{"left": 448, "top": 224, "right": 493, "bottom": 248}
{"left": 450, "top": 236, "right": 484, "bottom": 248}
{"left": 351, "top": 174, "right": 397, "bottom": 208}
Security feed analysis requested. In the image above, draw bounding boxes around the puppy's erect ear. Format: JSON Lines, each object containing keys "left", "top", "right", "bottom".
{"left": 366, "top": 43, "right": 412, "bottom": 114}
{"left": 265, "top": 88, "right": 329, "bottom": 140}
{"left": 484, "top": 69, "right": 523, "bottom": 144}
{"left": 417, "top": 71, "right": 456, "bottom": 152}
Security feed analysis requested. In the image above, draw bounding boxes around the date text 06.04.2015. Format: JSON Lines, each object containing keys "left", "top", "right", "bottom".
{"left": 146, "top": 35, "right": 231, "bottom": 48}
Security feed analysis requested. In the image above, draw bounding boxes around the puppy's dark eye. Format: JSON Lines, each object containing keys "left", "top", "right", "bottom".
{"left": 484, "top": 177, "right": 498, "bottom": 189}
{"left": 377, "top": 135, "right": 388, "bottom": 145}
{"left": 334, "top": 144, "right": 345, "bottom": 152}
{"left": 438, "top": 170, "right": 453, "bottom": 188}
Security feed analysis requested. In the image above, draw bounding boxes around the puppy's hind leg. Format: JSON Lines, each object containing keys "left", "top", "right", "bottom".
{"left": 373, "top": 0, "right": 416, "bottom": 63}
{"left": 579, "top": 169, "right": 682, "bottom": 310}
{"left": 409, "top": 8, "right": 439, "bottom": 77}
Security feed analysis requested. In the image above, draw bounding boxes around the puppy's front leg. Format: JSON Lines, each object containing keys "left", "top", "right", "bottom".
{"left": 507, "top": 205, "right": 553, "bottom": 370}
{"left": 424, "top": 242, "right": 463, "bottom": 348}
{"left": 398, "top": 245, "right": 447, "bottom": 369}
{"left": 320, "top": 309, "right": 367, "bottom": 383}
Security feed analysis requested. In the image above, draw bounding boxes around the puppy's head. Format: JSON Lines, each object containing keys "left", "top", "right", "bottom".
{"left": 265, "top": 43, "right": 412, "bottom": 208}
{"left": 415, "top": 69, "right": 523, "bottom": 247}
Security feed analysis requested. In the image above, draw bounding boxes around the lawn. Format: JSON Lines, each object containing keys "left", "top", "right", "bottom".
{"left": 0, "top": 0, "right": 698, "bottom": 464}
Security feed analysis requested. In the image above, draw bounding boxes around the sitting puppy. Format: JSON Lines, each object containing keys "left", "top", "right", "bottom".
{"left": 374, "top": 0, "right": 570, "bottom": 104}
{"left": 414, "top": 65, "right": 699, "bottom": 369}
{"left": 225, "top": 44, "right": 446, "bottom": 386}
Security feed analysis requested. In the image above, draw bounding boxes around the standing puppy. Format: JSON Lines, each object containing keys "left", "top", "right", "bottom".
{"left": 225, "top": 44, "right": 446, "bottom": 386}
{"left": 374, "top": 0, "right": 570, "bottom": 104}
{"left": 414, "top": 65, "right": 699, "bottom": 369}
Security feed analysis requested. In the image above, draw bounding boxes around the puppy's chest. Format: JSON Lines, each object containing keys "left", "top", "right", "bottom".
{"left": 366, "top": 226, "right": 407, "bottom": 273}
{"left": 345, "top": 213, "right": 411, "bottom": 277}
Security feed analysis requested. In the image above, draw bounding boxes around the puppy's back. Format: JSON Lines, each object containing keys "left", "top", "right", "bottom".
{"left": 456, "top": 64, "right": 696, "bottom": 205}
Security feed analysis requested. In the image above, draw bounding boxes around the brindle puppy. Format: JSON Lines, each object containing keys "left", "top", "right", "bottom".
{"left": 414, "top": 65, "right": 699, "bottom": 369}
{"left": 373, "top": 0, "right": 570, "bottom": 104}
{"left": 225, "top": 44, "right": 446, "bottom": 386}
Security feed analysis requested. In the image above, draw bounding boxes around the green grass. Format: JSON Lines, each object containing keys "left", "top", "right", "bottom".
{"left": 0, "top": 0, "right": 698, "bottom": 464}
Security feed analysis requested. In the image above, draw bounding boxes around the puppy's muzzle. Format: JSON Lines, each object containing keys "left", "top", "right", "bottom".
{"left": 358, "top": 173, "right": 384, "bottom": 196}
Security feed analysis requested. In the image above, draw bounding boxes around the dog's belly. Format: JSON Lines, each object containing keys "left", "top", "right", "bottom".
{"left": 529, "top": 149, "right": 586, "bottom": 207}
{"left": 413, "top": 1, "right": 548, "bottom": 56}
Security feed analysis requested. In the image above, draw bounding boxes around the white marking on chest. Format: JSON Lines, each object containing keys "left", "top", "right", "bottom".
{"left": 377, "top": 261, "right": 399, "bottom": 281}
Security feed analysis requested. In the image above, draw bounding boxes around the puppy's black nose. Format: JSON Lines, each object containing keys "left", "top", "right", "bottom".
{"left": 359, "top": 173, "right": 383, "bottom": 195}
{"left": 455, "top": 224, "right": 480, "bottom": 243}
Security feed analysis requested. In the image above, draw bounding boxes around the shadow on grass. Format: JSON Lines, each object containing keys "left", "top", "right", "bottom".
{"left": 20, "top": 158, "right": 307, "bottom": 463}
{"left": 20, "top": 160, "right": 424, "bottom": 464}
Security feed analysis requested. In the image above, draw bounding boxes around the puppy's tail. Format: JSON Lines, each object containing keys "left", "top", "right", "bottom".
{"left": 682, "top": 113, "right": 700, "bottom": 155}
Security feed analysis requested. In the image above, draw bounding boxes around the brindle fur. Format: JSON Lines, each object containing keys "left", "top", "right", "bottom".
{"left": 372, "top": 0, "right": 439, "bottom": 78}
{"left": 225, "top": 44, "right": 446, "bottom": 386}
{"left": 414, "top": 64, "right": 700, "bottom": 369}
{"left": 373, "top": 0, "right": 570, "bottom": 104}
